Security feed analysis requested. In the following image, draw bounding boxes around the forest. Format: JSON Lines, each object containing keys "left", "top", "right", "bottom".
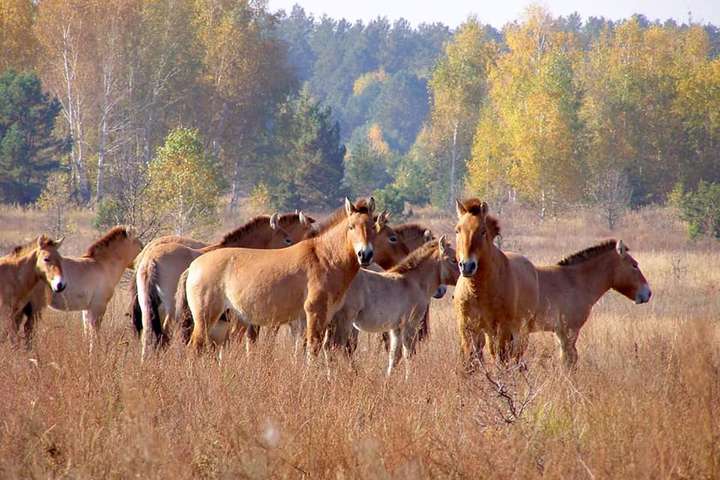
{"left": 1, "top": 1, "right": 720, "bottom": 237}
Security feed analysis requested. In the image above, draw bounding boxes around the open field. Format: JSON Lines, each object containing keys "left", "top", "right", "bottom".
{"left": 1, "top": 204, "right": 719, "bottom": 478}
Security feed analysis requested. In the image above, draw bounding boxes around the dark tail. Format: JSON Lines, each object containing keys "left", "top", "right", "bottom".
{"left": 137, "top": 260, "right": 165, "bottom": 344}
{"left": 174, "top": 268, "right": 194, "bottom": 344}
{"left": 127, "top": 279, "right": 143, "bottom": 336}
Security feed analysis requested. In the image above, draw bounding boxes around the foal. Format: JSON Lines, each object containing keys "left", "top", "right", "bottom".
{"left": 530, "top": 240, "right": 652, "bottom": 367}
{"left": 1, "top": 236, "right": 65, "bottom": 345}
{"left": 179, "top": 197, "right": 376, "bottom": 355}
{"left": 453, "top": 199, "right": 539, "bottom": 367}
{"left": 330, "top": 236, "right": 459, "bottom": 376}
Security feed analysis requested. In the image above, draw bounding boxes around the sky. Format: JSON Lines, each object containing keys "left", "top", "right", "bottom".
{"left": 267, "top": 0, "right": 720, "bottom": 27}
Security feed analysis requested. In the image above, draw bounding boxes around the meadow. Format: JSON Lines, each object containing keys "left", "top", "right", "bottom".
{"left": 0, "top": 204, "right": 718, "bottom": 479}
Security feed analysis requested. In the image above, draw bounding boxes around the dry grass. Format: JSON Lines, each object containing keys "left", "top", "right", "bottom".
{"left": 1, "top": 204, "right": 719, "bottom": 478}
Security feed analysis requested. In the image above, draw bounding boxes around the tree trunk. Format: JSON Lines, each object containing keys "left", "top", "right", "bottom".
{"left": 96, "top": 113, "right": 108, "bottom": 205}
{"left": 448, "top": 120, "right": 459, "bottom": 209}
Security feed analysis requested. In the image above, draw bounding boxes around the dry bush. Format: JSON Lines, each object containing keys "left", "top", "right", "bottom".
{"left": 0, "top": 204, "right": 718, "bottom": 479}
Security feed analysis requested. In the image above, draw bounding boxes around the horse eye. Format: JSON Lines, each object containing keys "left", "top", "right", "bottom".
{"left": 43, "top": 257, "right": 50, "bottom": 263}
{"left": 455, "top": 228, "right": 460, "bottom": 234}
{"left": 284, "top": 238, "right": 292, "bottom": 245}
{"left": 348, "top": 225, "right": 355, "bottom": 230}
{"left": 389, "top": 236, "right": 397, "bottom": 243}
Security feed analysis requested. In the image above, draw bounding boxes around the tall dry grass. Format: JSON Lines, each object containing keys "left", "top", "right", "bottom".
{"left": 0, "top": 204, "right": 718, "bottom": 478}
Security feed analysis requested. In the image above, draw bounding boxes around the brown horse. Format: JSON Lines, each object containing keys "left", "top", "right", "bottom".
{"left": 529, "top": 240, "right": 652, "bottom": 367}
{"left": 1, "top": 236, "right": 65, "bottom": 345}
{"left": 178, "top": 197, "right": 377, "bottom": 354}
{"left": 330, "top": 236, "right": 459, "bottom": 376}
{"left": 23, "top": 227, "right": 143, "bottom": 345}
{"left": 135, "top": 212, "right": 314, "bottom": 359}
{"left": 453, "top": 199, "right": 539, "bottom": 367}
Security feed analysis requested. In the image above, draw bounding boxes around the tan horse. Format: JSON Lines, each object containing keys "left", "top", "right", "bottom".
{"left": 453, "top": 199, "right": 539, "bottom": 367}
{"left": 330, "top": 236, "right": 459, "bottom": 376}
{"left": 135, "top": 212, "right": 314, "bottom": 358}
{"left": 528, "top": 240, "right": 652, "bottom": 367}
{"left": 23, "top": 227, "right": 143, "bottom": 344}
{"left": 178, "top": 197, "right": 377, "bottom": 354}
{"left": 1, "top": 236, "right": 65, "bottom": 345}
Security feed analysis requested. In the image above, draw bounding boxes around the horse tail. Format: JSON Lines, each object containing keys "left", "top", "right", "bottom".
{"left": 174, "top": 268, "right": 194, "bottom": 345}
{"left": 127, "top": 278, "right": 143, "bottom": 336}
{"left": 137, "top": 259, "right": 164, "bottom": 344}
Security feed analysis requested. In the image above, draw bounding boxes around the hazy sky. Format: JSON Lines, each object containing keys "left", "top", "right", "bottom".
{"left": 267, "top": 0, "right": 720, "bottom": 27}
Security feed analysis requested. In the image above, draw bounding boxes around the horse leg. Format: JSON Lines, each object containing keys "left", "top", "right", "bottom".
{"left": 387, "top": 329, "right": 402, "bottom": 376}
{"left": 304, "top": 296, "right": 329, "bottom": 361}
{"left": 495, "top": 327, "right": 513, "bottom": 365}
{"left": 3, "top": 305, "right": 20, "bottom": 346}
{"left": 458, "top": 317, "right": 484, "bottom": 372}
{"left": 401, "top": 327, "right": 416, "bottom": 381}
{"left": 290, "top": 316, "right": 307, "bottom": 359}
{"left": 82, "top": 310, "right": 102, "bottom": 352}
{"left": 557, "top": 329, "right": 579, "bottom": 369}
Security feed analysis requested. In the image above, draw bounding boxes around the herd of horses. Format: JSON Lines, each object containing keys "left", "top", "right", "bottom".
{"left": 0, "top": 197, "right": 652, "bottom": 374}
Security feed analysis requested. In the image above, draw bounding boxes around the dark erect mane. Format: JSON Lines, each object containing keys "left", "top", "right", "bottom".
{"left": 557, "top": 240, "right": 619, "bottom": 266}
{"left": 84, "top": 226, "right": 131, "bottom": 258}
{"left": 388, "top": 240, "right": 437, "bottom": 274}
{"left": 217, "top": 213, "right": 312, "bottom": 247}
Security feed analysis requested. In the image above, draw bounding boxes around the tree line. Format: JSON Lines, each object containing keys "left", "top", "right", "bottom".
{"left": 1, "top": 1, "right": 720, "bottom": 236}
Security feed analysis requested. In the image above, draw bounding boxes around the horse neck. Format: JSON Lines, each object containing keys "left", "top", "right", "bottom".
{"left": 470, "top": 242, "right": 507, "bottom": 287}
{"left": 312, "top": 221, "right": 359, "bottom": 276}
{"left": 564, "top": 253, "right": 616, "bottom": 304}
{"left": 398, "top": 257, "right": 441, "bottom": 297}
{"left": 98, "top": 244, "right": 135, "bottom": 278}
{"left": 15, "top": 251, "right": 42, "bottom": 297}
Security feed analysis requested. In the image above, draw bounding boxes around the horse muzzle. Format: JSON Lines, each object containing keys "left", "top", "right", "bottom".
{"left": 433, "top": 285, "right": 447, "bottom": 299}
{"left": 635, "top": 285, "right": 652, "bottom": 304}
{"left": 356, "top": 247, "right": 374, "bottom": 267}
{"left": 458, "top": 260, "right": 477, "bottom": 277}
{"left": 52, "top": 278, "right": 66, "bottom": 293}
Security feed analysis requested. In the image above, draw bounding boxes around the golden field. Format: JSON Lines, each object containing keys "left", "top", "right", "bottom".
{"left": 0, "top": 204, "right": 718, "bottom": 479}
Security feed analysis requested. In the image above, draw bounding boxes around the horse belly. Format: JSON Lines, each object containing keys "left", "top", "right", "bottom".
{"left": 228, "top": 278, "right": 306, "bottom": 327}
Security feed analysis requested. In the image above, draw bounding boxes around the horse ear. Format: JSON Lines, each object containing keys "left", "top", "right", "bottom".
{"left": 438, "top": 235, "right": 447, "bottom": 254}
{"left": 298, "top": 211, "right": 309, "bottom": 227}
{"left": 269, "top": 213, "right": 280, "bottom": 230}
{"left": 37, "top": 235, "right": 49, "bottom": 248}
{"left": 54, "top": 237, "right": 65, "bottom": 248}
{"left": 480, "top": 201, "right": 489, "bottom": 216}
{"left": 455, "top": 199, "right": 466, "bottom": 219}
{"left": 367, "top": 196, "right": 376, "bottom": 214}
{"left": 616, "top": 240, "right": 627, "bottom": 256}
{"left": 345, "top": 197, "right": 356, "bottom": 216}
{"left": 423, "top": 229, "right": 433, "bottom": 242}
{"left": 376, "top": 209, "right": 389, "bottom": 227}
